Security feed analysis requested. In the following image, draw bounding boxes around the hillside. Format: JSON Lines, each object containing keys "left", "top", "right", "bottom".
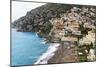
{"left": 12, "top": 3, "right": 96, "bottom": 63}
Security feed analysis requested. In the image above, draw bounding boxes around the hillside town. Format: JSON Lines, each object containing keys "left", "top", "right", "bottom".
{"left": 47, "top": 7, "right": 96, "bottom": 63}
{"left": 12, "top": 3, "right": 96, "bottom": 63}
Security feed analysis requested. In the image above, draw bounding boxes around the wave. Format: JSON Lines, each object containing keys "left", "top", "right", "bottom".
{"left": 34, "top": 43, "right": 60, "bottom": 64}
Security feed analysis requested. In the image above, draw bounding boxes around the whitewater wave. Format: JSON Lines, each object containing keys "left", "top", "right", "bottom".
{"left": 34, "top": 43, "right": 60, "bottom": 64}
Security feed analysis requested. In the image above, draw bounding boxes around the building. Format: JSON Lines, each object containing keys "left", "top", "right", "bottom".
{"left": 61, "top": 35, "right": 78, "bottom": 42}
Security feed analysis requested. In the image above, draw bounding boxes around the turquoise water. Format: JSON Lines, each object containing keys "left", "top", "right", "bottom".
{"left": 12, "top": 29, "right": 49, "bottom": 66}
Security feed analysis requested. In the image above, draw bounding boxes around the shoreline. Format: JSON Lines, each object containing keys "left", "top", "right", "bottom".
{"left": 34, "top": 43, "right": 60, "bottom": 64}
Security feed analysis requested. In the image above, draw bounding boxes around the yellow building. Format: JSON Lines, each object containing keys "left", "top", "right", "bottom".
{"left": 67, "top": 21, "right": 80, "bottom": 32}
{"left": 61, "top": 35, "right": 78, "bottom": 42}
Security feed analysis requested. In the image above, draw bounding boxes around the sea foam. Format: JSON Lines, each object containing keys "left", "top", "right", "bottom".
{"left": 34, "top": 43, "right": 60, "bottom": 64}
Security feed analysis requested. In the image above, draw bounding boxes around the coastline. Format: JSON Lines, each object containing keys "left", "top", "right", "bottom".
{"left": 34, "top": 43, "right": 60, "bottom": 64}
{"left": 12, "top": 3, "right": 96, "bottom": 65}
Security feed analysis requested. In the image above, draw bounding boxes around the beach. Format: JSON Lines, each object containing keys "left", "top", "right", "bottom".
{"left": 34, "top": 43, "right": 60, "bottom": 64}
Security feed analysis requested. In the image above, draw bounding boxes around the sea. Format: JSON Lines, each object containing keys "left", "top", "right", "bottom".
{"left": 12, "top": 29, "right": 49, "bottom": 66}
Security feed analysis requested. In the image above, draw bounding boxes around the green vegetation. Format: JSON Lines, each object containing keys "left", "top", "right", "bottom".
{"left": 79, "top": 55, "right": 87, "bottom": 62}
{"left": 41, "top": 21, "right": 53, "bottom": 35}
{"left": 78, "top": 42, "right": 95, "bottom": 62}
{"left": 90, "top": 16, "right": 96, "bottom": 20}
{"left": 79, "top": 23, "right": 88, "bottom": 35}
